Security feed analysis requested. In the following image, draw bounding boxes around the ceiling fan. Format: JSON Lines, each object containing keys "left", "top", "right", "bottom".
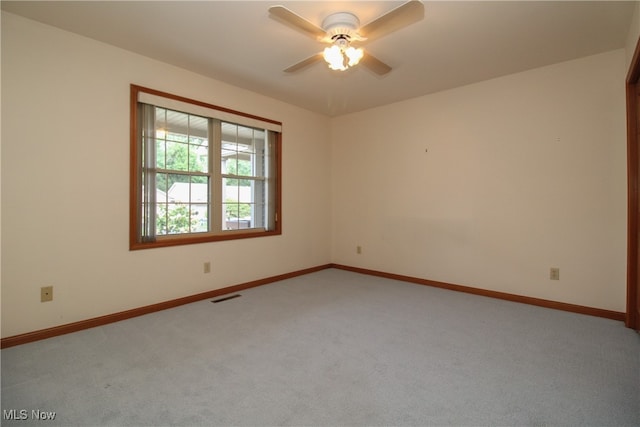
{"left": 269, "top": 0, "right": 424, "bottom": 75}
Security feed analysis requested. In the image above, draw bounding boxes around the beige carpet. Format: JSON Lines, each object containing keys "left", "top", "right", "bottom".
{"left": 2, "top": 268, "right": 639, "bottom": 426}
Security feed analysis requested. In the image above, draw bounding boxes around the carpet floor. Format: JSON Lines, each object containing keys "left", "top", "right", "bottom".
{"left": 2, "top": 268, "right": 639, "bottom": 426}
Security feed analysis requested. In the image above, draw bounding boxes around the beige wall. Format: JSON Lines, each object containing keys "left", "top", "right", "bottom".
{"left": 626, "top": 1, "right": 640, "bottom": 70}
{"left": 0, "top": 13, "right": 332, "bottom": 338}
{"left": 331, "top": 49, "right": 627, "bottom": 312}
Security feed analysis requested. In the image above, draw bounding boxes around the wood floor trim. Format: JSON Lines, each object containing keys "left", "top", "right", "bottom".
{"left": 331, "top": 264, "right": 626, "bottom": 322}
{"left": 3, "top": 263, "right": 625, "bottom": 349}
{"left": 0, "top": 264, "right": 332, "bottom": 349}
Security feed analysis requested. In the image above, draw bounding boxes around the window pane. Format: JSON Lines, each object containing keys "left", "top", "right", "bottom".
{"left": 154, "top": 107, "right": 167, "bottom": 133}
{"left": 191, "top": 138, "right": 208, "bottom": 174}
{"left": 221, "top": 122, "right": 237, "bottom": 144}
{"left": 223, "top": 153, "right": 237, "bottom": 177}
{"left": 157, "top": 173, "right": 169, "bottom": 193}
{"left": 238, "top": 158, "right": 253, "bottom": 177}
{"left": 238, "top": 181, "right": 252, "bottom": 203}
{"left": 223, "top": 202, "right": 237, "bottom": 230}
{"left": 188, "top": 115, "right": 208, "bottom": 174}
{"left": 238, "top": 203, "right": 251, "bottom": 229}
{"left": 167, "top": 173, "right": 190, "bottom": 197}
{"left": 223, "top": 203, "right": 251, "bottom": 230}
{"left": 166, "top": 203, "right": 191, "bottom": 235}
{"left": 189, "top": 115, "right": 208, "bottom": 142}
{"left": 188, "top": 180, "right": 208, "bottom": 204}
{"left": 238, "top": 125, "right": 254, "bottom": 141}
{"left": 191, "top": 204, "right": 208, "bottom": 233}
{"left": 156, "top": 138, "right": 166, "bottom": 169}
{"left": 156, "top": 203, "right": 168, "bottom": 235}
{"left": 166, "top": 140, "right": 189, "bottom": 171}
{"left": 221, "top": 145, "right": 235, "bottom": 165}
{"left": 165, "top": 109, "right": 188, "bottom": 136}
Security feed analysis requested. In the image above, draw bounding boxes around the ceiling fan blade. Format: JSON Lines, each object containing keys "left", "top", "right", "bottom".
{"left": 360, "top": 51, "right": 392, "bottom": 76}
{"left": 269, "top": 5, "right": 326, "bottom": 40}
{"left": 359, "top": 0, "right": 424, "bottom": 41}
{"left": 284, "top": 53, "right": 323, "bottom": 73}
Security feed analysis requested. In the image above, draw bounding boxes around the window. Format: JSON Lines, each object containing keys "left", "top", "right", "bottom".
{"left": 130, "top": 85, "right": 281, "bottom": 249}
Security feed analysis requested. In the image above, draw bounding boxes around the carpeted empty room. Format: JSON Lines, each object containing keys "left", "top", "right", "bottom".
{"left": 1, "top": 269, "right": 639, "bottom": 426}
{"left": 3, "top": 1, "right": 640, "bottom": 426}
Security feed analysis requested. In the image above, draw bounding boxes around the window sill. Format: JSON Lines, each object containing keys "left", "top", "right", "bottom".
{"left": 129, "top": 228, "right": 281, "bottom": 250}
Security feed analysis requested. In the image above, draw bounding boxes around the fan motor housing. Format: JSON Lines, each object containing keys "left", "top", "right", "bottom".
{"left": 322, "top": 12, "right": 360, "bottom": 39}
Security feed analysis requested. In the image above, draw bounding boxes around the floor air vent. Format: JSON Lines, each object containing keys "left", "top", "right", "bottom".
{"left": 212, "top": 294, "right": 241, "bottom": 303}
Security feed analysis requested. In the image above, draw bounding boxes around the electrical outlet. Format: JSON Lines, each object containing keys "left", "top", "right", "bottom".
{"left": 550, "top": 268, "right": 560, "bottom": 280}
{"left": 204, "top": 262, "right": 211, "bottom": 274}
{"left": 41, "top": 286, "right": 53, "bottom": 302}
{"left": 356, "top": 246, "right": 362, "bottom": 254}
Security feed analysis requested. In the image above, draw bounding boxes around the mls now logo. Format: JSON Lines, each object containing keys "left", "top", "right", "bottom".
{"left": 3, "top": 409, "right": 56, "bottom": 420}
{"left": 3, "top": 409, "right": 28, "bottom": 420}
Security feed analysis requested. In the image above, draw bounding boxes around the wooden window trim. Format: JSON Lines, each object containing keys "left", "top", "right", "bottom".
{"left": 129, "top": 85, "right": 282, "bottom": 250}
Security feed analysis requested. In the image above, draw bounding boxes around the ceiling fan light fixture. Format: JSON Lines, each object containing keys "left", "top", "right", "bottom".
{"left": 323, "top": 42, "right": 363, "bottom": 71}
{"left": 323, "top": 45, "right": 345, "bottom": 70}
{"left": 345, "top": 46, "right": 364, "bottom": 66}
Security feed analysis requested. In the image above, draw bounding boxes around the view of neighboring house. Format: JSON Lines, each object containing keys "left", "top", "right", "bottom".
{"left": 161, "top": 182, "right": 253, "bottom": 230}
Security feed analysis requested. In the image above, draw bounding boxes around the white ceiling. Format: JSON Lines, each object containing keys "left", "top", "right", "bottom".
{"left": 1, "top": 1, "right": 635, "bottom": 117}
